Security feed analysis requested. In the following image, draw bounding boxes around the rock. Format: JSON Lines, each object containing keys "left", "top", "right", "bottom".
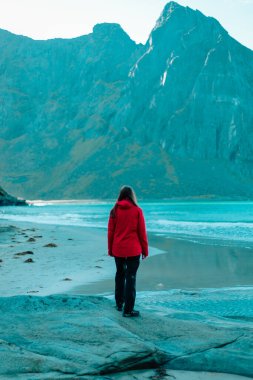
{"left": 105, "top": 369, "right": 253, "bottom": 379}
{"left": 43, "top": 243, "right": 57, "bottom": 247}
{"left": 62, "top": 278, "right": 72, "bottom": 281}
{"left": 0, "top": 295, "right": 166, "bottom": 378}
{"left": 0, "top": 289, "right": 252, "bottom": 378}
{"left": 27, "top": 237, "right": 36, "bottom": 242}
{"left": 15, "top": 251, "right": 34, "bottom": 256}
{"left": 24, "top": 258, "right": 34, "bottom": 263}
{"left": 135, "top": 288, "right": 253, "bottom": 378}
{"left": 0, "top": 186, "right": 27, "bottom": 206}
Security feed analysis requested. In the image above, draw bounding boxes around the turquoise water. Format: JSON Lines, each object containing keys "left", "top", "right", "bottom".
{"left": 1, "top": 201, "right": 253, "bottom": 247}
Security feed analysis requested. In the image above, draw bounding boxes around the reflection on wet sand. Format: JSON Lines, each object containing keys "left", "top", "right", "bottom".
{"left": 69, "top": 234, "right": 253, "bottom": 294}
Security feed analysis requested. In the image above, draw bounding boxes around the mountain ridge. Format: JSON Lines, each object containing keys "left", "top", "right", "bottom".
{"left": 1, "top": 1, "right": 252, "bottom": 50}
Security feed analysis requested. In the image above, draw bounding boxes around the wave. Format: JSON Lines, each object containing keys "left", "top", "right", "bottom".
{"left": 2, "top": 202, "right": 253, "bottom": 246}
{"left": 147, "top": 219, "right": 253, "bottom": 242}
{"left": 30, "top": 199, "right": 109, "bottom": 206}
{"left": 0, "top": 213, "right": 106, "bottom": 229}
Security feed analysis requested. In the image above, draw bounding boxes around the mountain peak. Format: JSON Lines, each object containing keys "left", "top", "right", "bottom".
{"left": 153, "top": 1, "right": 182, "bottom": 31}
{"left": 163, "top": 1, "right": 181, "bottom": 14}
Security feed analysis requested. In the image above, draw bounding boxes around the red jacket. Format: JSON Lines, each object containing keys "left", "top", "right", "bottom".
{"left": 108, "top": 199, "right": 148, "bottom": 258}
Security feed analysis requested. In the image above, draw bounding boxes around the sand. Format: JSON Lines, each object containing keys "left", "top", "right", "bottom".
{"left": 1, "top": 221, "right": 253, "bottom": 296}
{"left": 68, "top": 231, "right": 253, "bottom": 295}
{"left": 0, "top": 222, "right": 113, "bottom": 296}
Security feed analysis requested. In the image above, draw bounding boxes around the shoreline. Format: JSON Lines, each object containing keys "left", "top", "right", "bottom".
{"left": 1, "top": 220, "right": 253, "bottom": 297}
{"left": 68, "top": 232, "right": 253, "bottom": 295}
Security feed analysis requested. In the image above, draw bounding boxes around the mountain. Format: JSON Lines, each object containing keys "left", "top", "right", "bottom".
{"left": 0, "top": 2, "right": 253, "bottom": 200}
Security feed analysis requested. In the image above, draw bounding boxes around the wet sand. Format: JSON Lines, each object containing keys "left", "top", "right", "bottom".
{"left": 1, "top": 221, "right": 253, "bottom": 296}
{"left": 68, "top": 233, "right": 253, "bottom": 295}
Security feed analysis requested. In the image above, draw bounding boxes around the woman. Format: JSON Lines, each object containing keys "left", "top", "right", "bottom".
{"left": 108, "top": 186, "right": 148, "bottom": 317}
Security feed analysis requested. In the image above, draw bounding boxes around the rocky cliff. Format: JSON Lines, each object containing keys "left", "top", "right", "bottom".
{"left": 0, "top": 186, "right": 27, "bottom": 206}
{"left": 0, "top": 2, "right": 253, "bottom": 199}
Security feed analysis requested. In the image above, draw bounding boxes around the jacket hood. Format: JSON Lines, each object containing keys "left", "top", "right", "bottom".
{"left": 116, "top": 199, "right": 134, "bottom": 209}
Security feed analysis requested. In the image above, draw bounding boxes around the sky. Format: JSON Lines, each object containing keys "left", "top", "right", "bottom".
{"left": 0, "top": 0, "right": 252, "bottom": 50}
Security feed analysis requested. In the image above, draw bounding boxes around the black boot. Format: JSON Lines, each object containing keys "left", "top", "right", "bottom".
{"left": 123, "top": 309, "right": 140, "bottom": 317}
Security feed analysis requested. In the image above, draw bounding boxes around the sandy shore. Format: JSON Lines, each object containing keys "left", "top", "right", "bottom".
{"left": 1, "top": 221, "right": 253, "bottom": 296}
{"left": 0, "top": 222, "right": 114, "bottom": 296}
{"left": 69, "top": 231, "right": 253, "bottom": 295}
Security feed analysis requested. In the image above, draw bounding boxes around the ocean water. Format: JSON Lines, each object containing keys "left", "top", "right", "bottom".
{"left": 1, "top": 201, "right": 253, "bottom": 247}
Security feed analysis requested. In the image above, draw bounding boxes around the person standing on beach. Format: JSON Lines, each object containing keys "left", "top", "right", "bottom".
{"left": 108, "top": 186, "right": 148, "bottom": 317}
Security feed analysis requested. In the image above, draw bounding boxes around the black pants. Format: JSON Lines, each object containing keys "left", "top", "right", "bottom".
{"left": 114, "top": 255, "right": 140, "bottom": 313}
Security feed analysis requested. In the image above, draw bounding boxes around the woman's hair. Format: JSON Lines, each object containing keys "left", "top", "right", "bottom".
{"left": 118, "top": 185, "right": 137, "bottom": 206}
{"left": 110, "top": 185, "right": 137, "bottom": 218}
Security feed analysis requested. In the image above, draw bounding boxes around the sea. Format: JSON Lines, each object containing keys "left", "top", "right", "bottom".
{"left": 1, "top": 201, "right": 253, "bottom": 248}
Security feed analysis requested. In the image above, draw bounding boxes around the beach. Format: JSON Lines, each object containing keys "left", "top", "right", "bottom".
{"left": 1, "top": 203, "right": 253, "bottom": 379}
{"left": 0, "top": 221, "right": 113, "bottom": 296}
{"left": 1, "top": 220, "right": 253, "bottom": 296}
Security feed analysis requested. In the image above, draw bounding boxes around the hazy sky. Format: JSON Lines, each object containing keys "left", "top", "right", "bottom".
{"left": 0, "top": 0, "right": 252, "bottom": 50}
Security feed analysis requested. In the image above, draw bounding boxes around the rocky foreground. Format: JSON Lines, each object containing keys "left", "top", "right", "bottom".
{"left": 0, "top": 288, "right": 252, "bottom": 379}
